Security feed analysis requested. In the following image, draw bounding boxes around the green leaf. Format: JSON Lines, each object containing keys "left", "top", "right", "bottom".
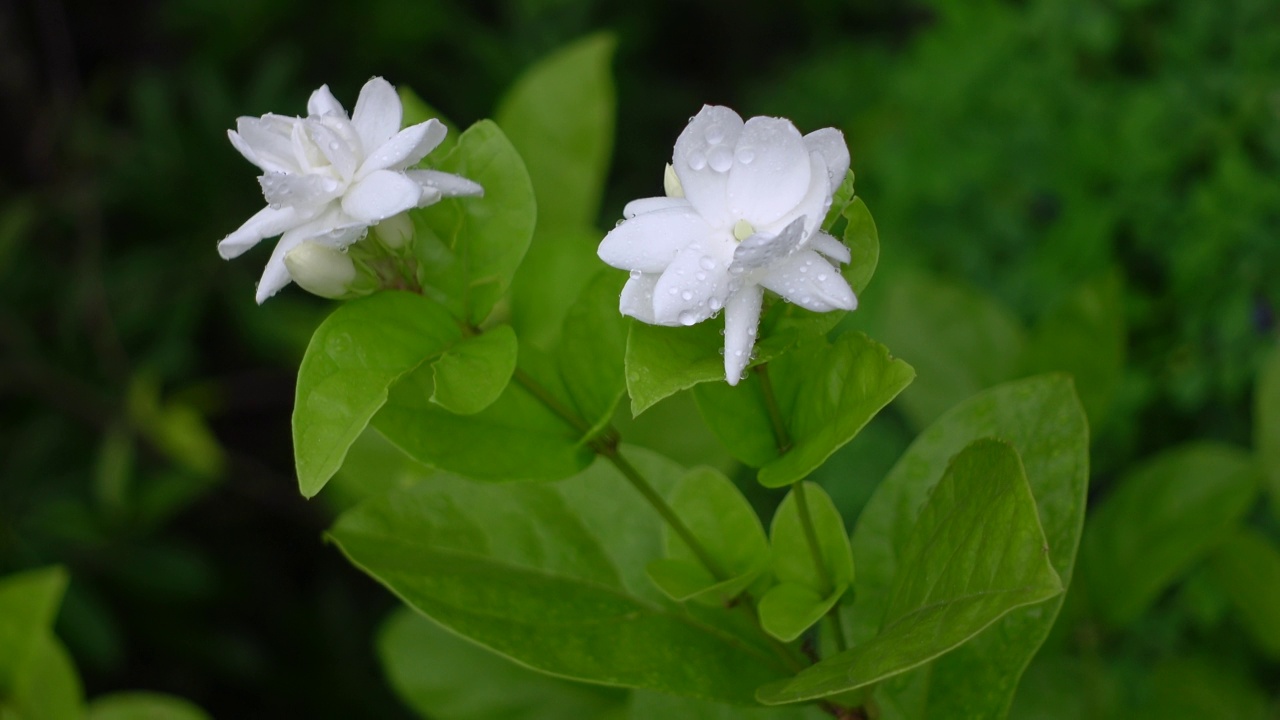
{"left": 845, "top": 375, "right": 1088, "bottom": 718}
{"left": 88, "top": 692, "right": 211, "bottom": 720}
{"left": 626, "top": 690, "right": 822, "bottom": 719}
{"left": 1208, "top": 528, "right": 1280, "bottom": 658}
{"left": 378, "top": 607, "right": 626, "bottom": 720}
{"left": 292, "top": 292, "right": 463, "bottom": 497}
{"left": 329, "top": 447, "right": 791, "bottom": 703}
{"left": 558, "top": 271, "right": 629, "bottom": 437}
{"left": 1125, "top": 656, "right": 1270, "bottom": 720}
{"left": 758, "top": 483, "right": 853, "bottom": 641}
{"left": 646, "top": 468, "right": 769, "bottom": 604}
{"left": 398, "top": 86, "right": 459, "bottom": 154}
{"left": 1021, "top": 271, "right": 1125, "bottom": 425}
{"left": 839, "top": 197, "right": 879, "bottom": 298}
{"left": 757, "top": 439, "right": 1063, "bottom": 704}
{"left": 325, "top": 428, "right": 431, "bottom": 514}
{"left": 0, "top": 566, "right": 69, "bottom": 695}
{"left": 412, "top": 120, "right": 536, "bottom": 326}
{"left": 694, "top": 332, "right": 915, "bottom": 487}
{"left": 430, "top": 325, "right": 517, "bottom": 415}
{"left": 861, "top": 271, "right": 1025, "bottom": 430}
{"left": 509, "top": 227, "right": 606, "bottom": 351}
{"left": 1256, "top": 342, "right": 1280, "bottom": 521}
{"left": 4, "top": 635, "right": 83, "bottom": 720}
{"left": 494, "top": 32, "right": 616, "bottom": 233}
{"left": 1081, "top": 442, "right": 1258, "bottom": 626}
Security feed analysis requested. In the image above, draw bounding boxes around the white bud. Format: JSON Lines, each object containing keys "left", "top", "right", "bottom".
{"left": 663, "top": 163, "right": 685, "bottom": 199}
{"left": 373, "top": 213, "right": 414, "bottom": 250}
{"left": 284, "top": 242, "right": 358, "bottom": 299}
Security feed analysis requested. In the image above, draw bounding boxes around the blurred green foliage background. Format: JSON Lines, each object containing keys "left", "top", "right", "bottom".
{"left": 2, "top": 0, "right": 1278, "bottom": 716}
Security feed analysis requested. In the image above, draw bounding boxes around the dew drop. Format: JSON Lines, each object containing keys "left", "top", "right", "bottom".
{"left": 735, "top": 148, "right": 755, "bottom": 164}
{"left": 705, "top": 124, "right": 725, "bottom": 144}
{"left": 681, "top": 290, "right": 693, "bottom": 301}
{"left": 799, "top": 265, "right": 809, "bottom": 274}
{"left": 688, "top": 151, "right": 708, "bottom": 170}
{"left": 699, "top": 256, "right": 716, "bottom": 271}
{"left": 709, "top": 297, "right": 723, "bottom": 311}
{"left": 668, "top": 287, "right": 678, "bottom": 296}
{"left": 708, "top": 146, "right": 733, "bottom": 172}
{"left": 329, "top": 142, "right": 340, "bottom": 151}
{"left": 747, "top": 327, "right": 757, "bottom": 337}
{"left": 818, "top": 273, "right": 828, "bottom": 281}
{"left": 615, "top": 218, "right": 625, "bottom": 227}
{"left": 629, "top": 269, "right": 642, "bottom": 279}
{"left": 678, "top": 310, "right": 698, "bottom": 326}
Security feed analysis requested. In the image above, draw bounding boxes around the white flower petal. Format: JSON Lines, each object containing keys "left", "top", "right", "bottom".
{"left": 305, "top": 121, "right": 359, "bottom": 181}
{"left": 730, "top": 217, "right": 807, "bottom": 275}
{"left": 233, "top": 115, "right": 301, "bottom": 173}
{"left": 598, "top": 206, "right": 713, "bottom": 274}
{"left": 803, "top": 127, "right": 850, "bottom": 195}
{"left": 722, "top": 284, "right": 764, "bottom": 385}
{"left": 652, "top": 245, "right": 736, "bottom": 326}
{"left": 283, "top": 206, "right": 368, "bottom": 248}
{"left": 405, "top": 169, "right": 483, "bottom": 198}
{"left": 218, "top": 205, "right": 306, "bottom": 259}
{"left": 623, "top": 196, "right": 690, "bottom": 218}
{"left": 759, "top": 249, "right": 857, "bottom": 312}
{"left": 358, "top": 120, "right": 446, "bottom": 179}
{"left": 763, "top": 151, "right": 832, "bottom": 238}
{"left": 672, "top": 105, "right": 744, "bottom": 228}
{"left": 258, "top": 172, "right": 342, "bottom": 209}
{"left": 726, "top": 116, "right": 811, "bottom": 227}
{"left": 619, "top": 273, "right": 661, "bottom": 323}
{"left": 809, "top": 231, "right": 851, "bottom": 264}
{"left": 307, "top": 84, "right": 346, "bottom": 118}
{"left": 254, "top": 231, "right": 307, "bottom": 304}
{"left": 351, "top": 77, "right": 403, "bottom": 157}
{"left": 341, "top": 169, "right": 424, "bottom": 223}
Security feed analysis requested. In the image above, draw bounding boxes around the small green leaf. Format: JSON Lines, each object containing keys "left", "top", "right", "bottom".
{"left": 0, "top": 566, "right": 69, "bottom": 694}
{"left": 845, "top": 375, "right": 1088, "bottom": 718}
{"left": 329, "top": 448, "right": 790, "bottom": 703}
{"left": 860, "top": 271, "right": 1025, "bottom": 430}
{"left": 1081, "top": 442, "right": 1258, "bottom": 626}
{"left": 645, "top": 468, "right": 770, "bottom": 604}
{"left": 820, "top": 171, "right": 856, "bottom": 233}
{"left": 430, "top": 325, "right": 517, "bottom": 415}
{"left": 559, "top": 271, "right": 629, "bottom": 437}
{"left": 293, "top": 292, "right": 463, "bottom": 497}
{"left": 839, "top": 197, "right": 879, "bottom": 298}
{"left": 6, "top": 635, "right": 83, "bottom": 720}
{"left": 495, "top": 33, "right": 616, "bottom": 233}
{"left": 695, "top": 332, "right": 915, "bottom": 488}
{"left": 625, "top": 321, "right": 726, "bottom": 416}
{"left": 1256, "top": 342, "right": 1280, "bottom": 521}
{"left": 759, "top": 483, "right": 853, "bottom": 641}
{"left": 1208, "top": 528, "right": 1280, "bottom": 658}
{"left": 757, "top": 439, "right": 1062, "bottom": 704}
{"left": 378, "top": 607, "right": 626, "bottom": 720}
{"left": 88, "top": 692, "right": 211, "bottom": 720}
{"left": 413, "top": 120, "right": 536, "bottom": 326}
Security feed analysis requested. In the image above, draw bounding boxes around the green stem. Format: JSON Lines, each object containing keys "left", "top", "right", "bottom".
{"left": 754, "top": 363, "right": 792, "bottom": 453}
{"left": 793, "top": 481, "right": 837, "bottom": 598}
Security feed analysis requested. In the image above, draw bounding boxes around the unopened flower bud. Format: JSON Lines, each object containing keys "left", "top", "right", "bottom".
{"left": 373, "top": 213, "right": 415, "bottom": 250}
{"left": 663, "top": 163, "right": 685, "bottom": 198}
{"left": 284, "top": 242, "right": 358, "bottom": 299}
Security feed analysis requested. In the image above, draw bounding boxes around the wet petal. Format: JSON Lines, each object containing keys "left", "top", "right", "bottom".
{"left": 763, "top": 151, "right": 832, "bottom": 238}
{"left": 218, "top": 205, "right": 305, "bottom": 259}
{"left": 672, "top": 105, "right": 744, "bottom": 228}
{"left": 730, "top": 217, "right": 806, "bottom": 275}
{"left": 341, "top": 169, "right": 424, "bottom": 222}
{"left": 305, "top": 120, "right": 359, "bottom": 181}
{"left": 803, "top": 127, "right": 850, "bottom": 195}
{"left": 258, "top": 171, "right": 342, "bottom": 209}
{"left": 254, "top": 231, "right": 306, "bottom": 304}
{"left": 722, "top": 284, "right": 764, "bottom": 385}
{"left": 759, "top": 250, "right": 857, "bottom": 312}
{"left": 233, "top": 115, "right": 301, "bottom": 174}
{"left": 307, "top": 84, "right": 346, "bottom": 118}
{"left": 351, "top": 77, "right": 403, "bottom": 157}
{"left": 809, "top": 231, "right": 850, "bottom": 264}
{"left": 597, "top": 206, "right": 711, "bottom": 274}
{"left": 623, "top": 196, "right": 690, "bottom": 218}
{"left": 619, "top": 272, "right": 661, "bottom": 323}
{"left": 357, "top": 119, "right": 446, "bottom": 178}
{"left": 405, "top": 169, "right": 483, "bottom": 198}
{"left": 726, "top": 116, "right": 811, "bottom": 227}
{"left": 652, "top": 244, "right": 736, "bottom": 326}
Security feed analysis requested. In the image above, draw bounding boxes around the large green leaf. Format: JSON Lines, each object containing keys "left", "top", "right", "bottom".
{"left": 329, "top": 448, "right": 791, "bottom": 703}
{"left": 510, "top": 227, "right": 607, "bottom": 351}
{"left": 494, "top": 33, "right": 616, "bottom": 234}
{"left": 695, "top": 332, "right": 915, "bottom": 487}
{"left": 844, "top": 375, "right": 1088, "bottom": 718}
{"left": 646, "top": 467, "right": 770, "bottom": 604}
{"left": 377, "top": 607, "right": 625, "bottom": 720}
{"left": 862, "top": 271, "right": 1025, "bottom": 430}
{"left": 87, "top": 693, "right": 211, "bottom": 720}
{"left": 412, "top": 120, "right": 536, "bottom": 325}
{"left": 758, "top": 483, "right": 853, "bottom": 642}
{"left": 1208, "top": 528, "right": 1280, "bottom": 659}
{"left": 3, "top": 635, "right": 83, "bottom": 720}
{"left": 292, "top": 292, "right": 463, "bottom": 497}
{"left": 626, "top": 691, "right": 822, "bottom": 719}
{"left": 0, "top": 567, "right": 68, "bottom": 695}
{"left": 1256, "top": 342, "right": 1280, "bottom": 520}
{"left": 429, "top": 325, "right": 517, "bottom": 415}
{"left": 558, "top": 271, "right": 629, "bottom": 437}
{"left": 1081, "top": 442, "right": 1258, "bottom": 626}
{"left": 757, "top": 439, "right": 1062, "bottom": 704}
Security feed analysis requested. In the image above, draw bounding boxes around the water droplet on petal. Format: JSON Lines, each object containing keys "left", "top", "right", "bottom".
{"left": 735, "top": 148, "right": 755, "bottom": 164}
{"left": 615, "top": 218, "right": 625, "bottom": 227}
{"left": 329, "top": 142, "right": 340, "bottom": 151}
{"left": 705, "top": 124, "right": 725, "bottom": 144}
{"left": 709, "top": 297, "right": 722, "bottom": 311}
{"left": 695, "top": 272, "right": 706, "bottom": 281}
{"left": 681, "top": 290, "right": 693, "bottom": 301}
{"left": 747, "top": 327, "right": 756, "bottom": 337}
{"left": 708, "top": 146, "right": 733, "bottom": 172}
{"left": 799, "top": 265, "right": 809, "bottom": 273}
{"left": 688, "top": 151, "right": 707, "bottom": 170}
{"left": 678, "top": 310, "right": 698, "bottom": 326}
{"left": 629, "top": 269, "right": 642, "bottom": 279}
{"left": 818, "top": 273, "right": 828, "bottom": 281}
{"left": 699, "top": 256, "right": 716, "bottom": 271}
{"left": 668, "top": 287, "right": 678, "bottom": 296}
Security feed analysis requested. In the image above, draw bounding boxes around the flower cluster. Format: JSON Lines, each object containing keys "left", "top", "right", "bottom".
{"left": 218, "top": 77, "right": 481, "bottom": 303}
{"left": 597, "top": 105, "right": 858, "bottom": 384}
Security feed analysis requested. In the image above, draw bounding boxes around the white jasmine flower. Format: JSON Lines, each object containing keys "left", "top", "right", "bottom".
{"left": 218, "top": 77, "right": 482, "bottom": 303}
{"left": 598, "top": 105, "right": 857, "bottom": 385}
